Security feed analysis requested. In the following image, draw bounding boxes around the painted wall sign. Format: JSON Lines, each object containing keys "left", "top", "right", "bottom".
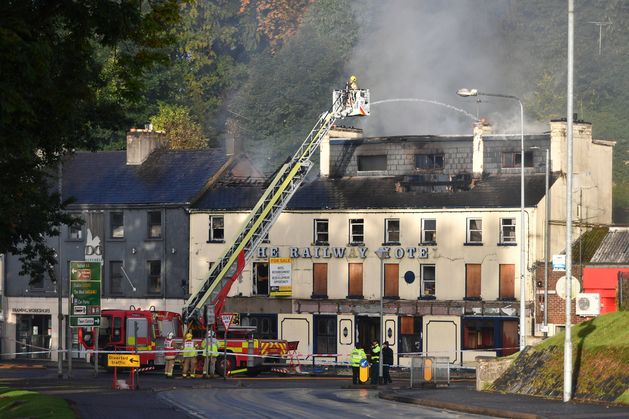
{"left": 11, "top": 307, "right": 52, "bottom": 314}
{"left": 256, "top": 246, "right": 430, "bottom": 260}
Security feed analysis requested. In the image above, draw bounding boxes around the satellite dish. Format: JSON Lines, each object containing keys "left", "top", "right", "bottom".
{"left": 555, "top": 275, "right": 581, "bottom": 300}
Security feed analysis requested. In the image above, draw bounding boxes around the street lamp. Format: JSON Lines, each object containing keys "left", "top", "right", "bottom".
{"left": 374, "top": 247, "right": 390, "bottom": 385}
{"left": 457, "top": 88, "right": 527, "bottom": 351}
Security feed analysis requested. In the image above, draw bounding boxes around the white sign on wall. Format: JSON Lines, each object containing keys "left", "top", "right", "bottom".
{"left": 269, "top": 257, "right": 292, "bottom": 297}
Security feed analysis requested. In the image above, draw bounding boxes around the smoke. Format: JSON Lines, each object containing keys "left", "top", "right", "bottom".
{"left": 346, "top": 0, "right": 543, "bottom": 136}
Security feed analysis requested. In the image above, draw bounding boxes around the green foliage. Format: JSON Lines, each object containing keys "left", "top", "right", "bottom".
{"left": 150, "top": 104, "right": 208, "bottom": 149}
{"left": 0, "top": 0, "right": 180, "bottom": 279}
{"left": 0, "top": 387, "right": 73, "bottom": 418}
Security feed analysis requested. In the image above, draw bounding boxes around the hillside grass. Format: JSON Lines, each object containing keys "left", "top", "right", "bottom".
{"left": 0, "top": 387, "right": 73, "bottom": 419}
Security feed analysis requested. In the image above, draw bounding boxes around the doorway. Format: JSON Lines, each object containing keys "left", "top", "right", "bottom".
{"left": 16, "top": 314, "right": 52, "bottom": 359}
{"left": 355, "top": 315, "right": 379, "bottom": 350}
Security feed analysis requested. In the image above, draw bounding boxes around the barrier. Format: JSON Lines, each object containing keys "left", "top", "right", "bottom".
{"left": 409, "top": 355, "right": 450, "bottom": 388}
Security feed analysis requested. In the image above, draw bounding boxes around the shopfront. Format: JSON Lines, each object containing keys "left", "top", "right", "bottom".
{"left": 13, "top": 308, "right": 52, "bottom": 359}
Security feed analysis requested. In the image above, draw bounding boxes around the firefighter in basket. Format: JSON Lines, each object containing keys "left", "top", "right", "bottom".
{"left": 164, "top": 332, "right": 177, "bottom": 378}
{"left": 201, "top": 330, "right": 219, "bottom": 378}
{"left": 182, "top": 332, "right": 199, "bottom": 378}
{"left": 343, "top": 74, "right": 359, "bottom": 111}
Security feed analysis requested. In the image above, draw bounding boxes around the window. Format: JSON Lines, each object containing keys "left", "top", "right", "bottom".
{"left": 314, "top": 219, "right": 329, "bottom": 245}
{"left": 463, "top": 319, "right": 495, "bottom": 350}
{"left": 499, "top": 264, "right": 515, "bottom": 300}
{"left": 385, "top": 218, "right": 400, "bottom": 243}
{"left": 253, "top": 262, "right": 269, "bottom": 295}
{"left": 384, "top": 263, "right": 399, "bottom": 298}
{"left": 110, "top": 212, "right": 124, "bottom": 239}
{"left": 348, "top": 263, "right": 363, "bottom": 298}
{"left": 420, "top": 264, "right": 436, "bottom": 298}
{"left": 314, "top": 315, "right": 337, "bottom": 354}
{"left": 415, "top": 154, "right": 444, "bottom": 170}
{"left": 421, "top": 219, "right": 436, "bottom": 244}
{"left": 240, "top": 314, "right": 277, "bottom": 339}
{"left": 500, "top": 218, "right": 516, "bottom": 243}
{"left": 357, "top": 155, "right": 387, "bottom": 171}
{"left": 68, "top": 216, "right": 83, "bottom": 241}
{"left": 349, "top": 219, "right": 364, "bottom": 244}
{"left": 110, "top": 261, "right": 123, "bottom": 294}
{"left": 465, "top": 263, "right": 481, "bottom": 300}
{"left": 466, "top": 218, "right": 482, "bottom": 243}
{"left": 312, "top": 263, "right": 328, "bottom": 298}
{"left": 399, "top": 316, "right": 421, "bottom": 355}
{"left": 147, "top": 260, "right": 161, "bottom": 294}
{"left": 502, "top": 151, "right": 533, "bottom": 168}
{"left": 208, "top": 215, "right": 224, "bottom": 242}
{"left": 147, "top": 211, "right": 162, "bottom": 239}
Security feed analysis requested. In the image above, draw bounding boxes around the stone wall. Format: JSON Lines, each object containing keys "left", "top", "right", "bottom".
{"left": 475, "top": 355, "right": 515, "bottom": 391}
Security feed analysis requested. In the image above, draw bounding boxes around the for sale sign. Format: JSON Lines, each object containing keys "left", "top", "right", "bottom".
{"left": 69, "top": 261, "right": 102, "bottom": 327}
{"left": 269, "top": 257, "right": 292, "bottom": 297}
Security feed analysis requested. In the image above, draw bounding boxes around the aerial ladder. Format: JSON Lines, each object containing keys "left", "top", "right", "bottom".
{"left": 182, "top": 86, "right": 370, "bottom": 325}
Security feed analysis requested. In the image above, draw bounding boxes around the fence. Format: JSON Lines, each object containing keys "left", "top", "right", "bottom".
{"left": 409, "top": 355, "right": 450, "bottom": 388}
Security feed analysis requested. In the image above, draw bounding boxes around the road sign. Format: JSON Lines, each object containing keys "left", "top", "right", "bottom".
{"left": 556, "top": 275, "right": 581, "bottom": 300}
{"left": 552, "top": 254, "right": 566, "bottom": 271}
{"left": 220, "top": 314, "right": 235, "bottom": 330}
{"left": 70, "top": 261, "right": 102, "bottom": 327}
{"left": 107, "top": 354, "right": 140, "bottom": 368}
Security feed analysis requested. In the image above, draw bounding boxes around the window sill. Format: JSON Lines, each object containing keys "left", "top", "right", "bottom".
{"left": 463, "top": 242, "right": 483, "bottom": 246}
{"left": 346, "top": 295, "right": 364, "bottom": 300}
{"left": 418, "top": 295, "right": 436, "bottom": 300}
{"left": 311, "top": 294, "right": 328, "bottom": 299}
{"left": 463, "top": 296, "right": 482, "bottom": 301}
{"left": 497, "top": 242, "right": 517, "bottom": 247}
{"left": 419, "top": 242, "right": 437, "bottom": 246}
{"left": 206, "top": 240, "right": 225, "bottom": 244}
{"left": 382, "top": 242, "right": 400, "bottom": 246}
{"left": 107, "top": 238, "right": 126, "bottom": 242}
{"left": 348, "top": 242, "right": 365, "bottom": 247}
{"left": 146, "top": 237, "right": 163, "bottom": 242}
{"left": 314, "top": 242, "right": 329, "bottom": 246}
{"left": 384, "top": 296, "right": 400, "bottom": 300}
{"left": 498, "top": 297, "right": 516, "bottom": 301}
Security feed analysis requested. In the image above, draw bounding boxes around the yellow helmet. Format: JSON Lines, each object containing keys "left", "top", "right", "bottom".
{"left": 185, "top": 332, "right": 193, "bottom": 340}
{"left": 350, "top": 75, "right": 357, "bottom": 82}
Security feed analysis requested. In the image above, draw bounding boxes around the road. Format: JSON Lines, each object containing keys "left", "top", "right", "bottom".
{"left": 158, "top": 386, "right": 484, "bottom": 419}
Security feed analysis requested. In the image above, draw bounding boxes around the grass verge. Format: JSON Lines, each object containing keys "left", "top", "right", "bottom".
{"left": 0, "top": 386, "right": 74, "bottom": 419}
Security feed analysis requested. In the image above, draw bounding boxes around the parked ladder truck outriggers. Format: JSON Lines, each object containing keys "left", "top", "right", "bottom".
{"left": 79, "top": 84, "right": 369, "bottom": 376}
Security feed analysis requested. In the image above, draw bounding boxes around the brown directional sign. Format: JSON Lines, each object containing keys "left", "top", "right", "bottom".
{"left": 107, "top": 354, "right": 140, "bottom": 368}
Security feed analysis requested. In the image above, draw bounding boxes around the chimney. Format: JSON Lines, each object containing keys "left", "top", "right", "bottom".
{"left": 320, "top": 126, "right": 363, "bottom": 177}
{"left": 224, "top": 119, "right": 241, "bottom": 157}
{"left": 126, "top": 126, "right": 167, "bottom": 165}
{"left": 472, "top": 118, "right": 491, "bottom": 178}
{"left": 549, "top": 115, "right": 592, "bottom": 174}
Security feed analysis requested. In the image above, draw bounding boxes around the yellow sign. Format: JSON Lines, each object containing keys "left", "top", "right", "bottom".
{"left": 107, "top": 354, "right": 141, "bottom": 368}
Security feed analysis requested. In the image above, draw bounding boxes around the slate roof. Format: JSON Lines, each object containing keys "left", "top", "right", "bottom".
{"left": 193, "top": 173, "right": 555, "bottom": 211}
{"left": 63, "top": 149, "right": 228, "bottom": 206}
{"left": 590, "top": 227, "right": 629, "bottom": 264}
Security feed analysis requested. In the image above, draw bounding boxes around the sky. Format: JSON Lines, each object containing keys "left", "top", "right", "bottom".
{"left": 346, "top": 0, "right": 543, "bottom": 136}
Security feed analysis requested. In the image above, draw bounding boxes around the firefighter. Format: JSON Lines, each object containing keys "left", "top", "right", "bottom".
{"left": 343, "top": 75, "right": 359, "bottom": 112}
{"left": 201, "top": 330, "right": 219, "bottom": 378}
{"left": 370, "top": 339, "right": 381, "bottom": 385}
{"left": 348, "top": 74, "right": 358, "bottom": 90}
{"left": 182, "top": 332, "right": 198, "bottom": 378}
{"left": 350, "top": 343, "right": 366, "bottom": 385}
{"left": 164, "top": 332, "right": 177, "bottom": 378}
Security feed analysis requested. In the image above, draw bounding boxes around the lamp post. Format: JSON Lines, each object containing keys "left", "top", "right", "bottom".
{"left": 374, "top": 248, "right": 389, "bottom": 385}
{"left": 457, "top": 88, "right": 526, "bottom": 351}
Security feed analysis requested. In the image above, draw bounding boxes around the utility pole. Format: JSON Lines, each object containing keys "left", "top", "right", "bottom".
{"left": 589, "top": 20, "right": 611, "bottom": 55}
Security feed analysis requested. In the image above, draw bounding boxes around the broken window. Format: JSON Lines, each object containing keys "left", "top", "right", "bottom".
{"left": 253, "top": 262, "right": 269, "bottom": 296}
{"left": 502, "top": 151, "right": 533, "bottom": 168}
{"left": 110, "top": 211, "right": 124, "bottom": 239}
{"left": 357, "top": 155, "right": 387, "bottom": 171}
{"left": 415, "top": 154, "right": 444, "bottom": 170}
{"left": 420, "top": 264, "right": 436, "bottom": 297}
{"left": 208, "top": 215, "right": 224, "bottom": 242}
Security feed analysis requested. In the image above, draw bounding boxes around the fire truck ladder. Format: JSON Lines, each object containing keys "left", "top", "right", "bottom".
{"left": 183, "top": 98, "right": 345, "bottom": 322}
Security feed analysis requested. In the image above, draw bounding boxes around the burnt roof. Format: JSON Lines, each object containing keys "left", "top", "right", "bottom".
{"left": 193, "top": 173, "right": 555, "bottom": 211}
{"left": 63, "top": 149, "right": 228, "bottom": 206}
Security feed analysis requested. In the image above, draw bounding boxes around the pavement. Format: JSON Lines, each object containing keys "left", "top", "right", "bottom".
{"left": 1, "top": 359, "right": 627, "bottom": 419}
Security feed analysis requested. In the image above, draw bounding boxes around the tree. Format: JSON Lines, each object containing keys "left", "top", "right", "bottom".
{"left": 0, "top": 0, "right": 180, "bottom": 280}
{"left": 150, "top": 104, "right": 207, "bottom": 149}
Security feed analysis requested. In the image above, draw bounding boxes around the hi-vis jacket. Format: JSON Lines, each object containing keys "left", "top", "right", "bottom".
{"left": 350, "top": 348, "right": 366, "bottom": 367}
{"left": 201, "top": 338, "right": 219, "bottom": 357}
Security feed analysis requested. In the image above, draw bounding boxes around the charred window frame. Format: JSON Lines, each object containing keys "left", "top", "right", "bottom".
{"left": 208, "top": 215, "right": 224, "bottom": 243}
{"left": 415, "top": 154, "right": 444, "bottom": 170}
{"left": 314, "top": 219, "right": 329, "bottom": 245}
{"left": 421, "top": 218, "right": 436, "bottom": 244}
{"left": 357, "top": 155, "right": 387, "bottom": 171}
{"left": 499, "top": 218, "right": 516, "bottom": 244}
{"left": 385, "top": 218, "right": 400, "bottom": 244}
{"left": 502, "top": 151, "right": 533, "bottom": 168}
{"left": 349, "top": 218, "right": 364, "bottom": 245}
{"left": 253, "top": 262, "right": 269, "bottom": 296}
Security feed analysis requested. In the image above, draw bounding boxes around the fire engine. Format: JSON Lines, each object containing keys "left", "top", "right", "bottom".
{"left": 79, "top": 85, "right": 369, "bottom": 375}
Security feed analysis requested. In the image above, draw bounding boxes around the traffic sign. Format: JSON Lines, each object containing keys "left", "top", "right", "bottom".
{"left": 107, "top": 354, "right": 140, "bottom": 368}
{"left": 220, "top": 314, "right": 235, "bottom": 330}
{"left": 70, "top": 261, "right": 102, "bottom": 327}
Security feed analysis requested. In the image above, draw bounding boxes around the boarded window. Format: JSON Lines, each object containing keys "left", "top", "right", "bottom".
{"left": 400, "top": 316, "right": 414, "bottom": 335}
{"left": 466, "top": 263, "right": 481, "bottom": 298}
{"left": 384, "top": 263, "right": 399, "bottom": 298}
{"left": 499, "top": 264, "right": 515, "bottom": 299}
{"left": 312, "top": 263, "right": 328, "bottom": 297}
{"left": 501, "top": 320, "right": 519, "bottom": 355}
{"left": 348, "top": 263, "right": 363, "bottom": 297}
